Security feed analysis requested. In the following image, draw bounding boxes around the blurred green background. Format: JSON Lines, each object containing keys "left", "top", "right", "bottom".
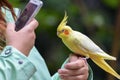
{"left": 9, "top": 0, "right": 120, "bottom": 80}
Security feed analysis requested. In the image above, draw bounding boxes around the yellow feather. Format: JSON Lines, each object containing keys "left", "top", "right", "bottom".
{"left": 57, "top": 12, "right": 68, "bottom": 31}
{"left": 91, "top": 55, "right": 120, "bottom": 79}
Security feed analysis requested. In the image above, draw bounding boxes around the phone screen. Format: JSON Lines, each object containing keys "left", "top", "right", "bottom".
{"left": 15, "top": 3, "right": 38, "bottom": 31}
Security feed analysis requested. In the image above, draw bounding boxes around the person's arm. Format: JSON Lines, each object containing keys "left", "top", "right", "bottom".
{"left": 52, "top": 54, "right": 93, "bottom": 80}
{"left": 0, "top": 19, "right": 38, "bottom": 80}
{"left": 0, "top": 46, "right": 36, "bottom": 80}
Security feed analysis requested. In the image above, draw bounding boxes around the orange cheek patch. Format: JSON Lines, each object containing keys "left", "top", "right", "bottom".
{"left": 64, "top": 30, "right": 69, "bottom": 35}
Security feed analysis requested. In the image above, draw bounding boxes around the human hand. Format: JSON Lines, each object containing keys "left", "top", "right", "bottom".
{"left": 58, "top": 54, "right": 89, "bottom": 80}
{"left": 5, "top": 19, "right": 38, "bottom": 56}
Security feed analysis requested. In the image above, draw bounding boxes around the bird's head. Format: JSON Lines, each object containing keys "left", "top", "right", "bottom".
{"left": 57, "top": 13, "right": 73, "bottom": 39}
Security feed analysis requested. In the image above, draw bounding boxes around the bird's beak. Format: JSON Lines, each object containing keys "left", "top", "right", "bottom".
{"left": 57, "top": 31, "right": 60, "bottom": 36}
{"left": 57, "top": 31, "right": 61, "bottom": 36}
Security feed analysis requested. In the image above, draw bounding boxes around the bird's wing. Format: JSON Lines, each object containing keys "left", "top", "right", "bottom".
{"left": 73, "top": 31, "right": 104, "bottom": 54}
{"left": 73, "top": 31, "right": 116, "bottom": 60}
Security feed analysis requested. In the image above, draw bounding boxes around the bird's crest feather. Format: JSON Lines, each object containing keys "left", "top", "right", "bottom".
{"left": 57, "top": 12, "right": 68, "bottom": 30}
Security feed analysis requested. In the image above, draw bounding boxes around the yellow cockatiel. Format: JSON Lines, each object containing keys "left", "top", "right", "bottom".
{"left": 57, "top": 13, "right": 120, "bottom": 79}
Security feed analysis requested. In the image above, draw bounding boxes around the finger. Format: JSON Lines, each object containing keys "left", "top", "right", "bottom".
{"left": 28, "top": 19, "right": 39, "bottom": 30}
{"left": 79, "top": 57, "right": 88, "bottom": 65}
{"left": 21, "top": 19, "right": 39, "bottom": 32}
{"left": 59, "top": 74, "right": 88, "bottom": 80}
{"left": 58, "top": 67, "right": 88, "bottom": 76}
{"left": 69, "top": 54, "right": 79, "bottom": 62}
{"left": 65, "top": 59, "right": 85, "bottom": 70}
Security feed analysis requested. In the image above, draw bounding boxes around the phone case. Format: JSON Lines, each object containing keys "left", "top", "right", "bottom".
{"left": 15, "top": 0, "right": 43, "bottom": 31}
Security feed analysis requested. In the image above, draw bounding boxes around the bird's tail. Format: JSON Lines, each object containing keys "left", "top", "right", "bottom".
{"left": 100, "top": 52, "right": 116, "bottom": 60}
{"left": 90, "top": 55, "right": 120, "bottom": 79}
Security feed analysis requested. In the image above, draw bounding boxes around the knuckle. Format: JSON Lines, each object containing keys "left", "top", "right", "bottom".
{"left": 75, "top": 61, "right": 82, "bottom": 67}
{"left": 84, "top": 66, "right": 89, "bottom": 71}
{"left": 31, "top": 33, "right": 36, "bottom": 39}
{"left": 36, "top": 20, "right": 39, "bottom": 25}
{"left": 75, "top": 61, "right": 80, "bottom": 66}
{"left": 34, "top": 19, "right": 39, "bottom": 26}
{"left": 81, "top": 68, "right": 89, "bottom": 77}
{"left": 26, "top": 28, "right": 33, "bottom": 33}
{"left": 82, "top": 70, "right": 89, "bottom": 80}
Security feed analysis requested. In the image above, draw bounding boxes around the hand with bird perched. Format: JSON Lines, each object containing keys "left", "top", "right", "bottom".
{"left": 57, "top": 12, "right": 120, "bottom": 79}
{"left": 58, "top": 54, "right": 89, "bottom": 80}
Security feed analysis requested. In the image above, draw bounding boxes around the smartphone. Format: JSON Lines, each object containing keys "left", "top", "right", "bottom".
{"left": 15, "top": 0, "right": 43, "bottom": 31}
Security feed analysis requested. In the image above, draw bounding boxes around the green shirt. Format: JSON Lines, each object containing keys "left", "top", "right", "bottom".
{"left": 0, "top": 8, "right": 93, "bottom": 80}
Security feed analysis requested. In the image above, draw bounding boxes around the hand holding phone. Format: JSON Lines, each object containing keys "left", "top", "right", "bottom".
{"left": 15, "top": 0, "right": 43, "bottom": 31}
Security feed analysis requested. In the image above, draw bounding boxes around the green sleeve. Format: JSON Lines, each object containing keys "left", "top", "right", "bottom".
{"left": 88, "top": 64, "right": 93, "bottom": 80}
{"left": 0, "top": 46, "right": 37, "bottom": 80}
{"left": 52, "top": 59, "right": 93, "bottom": 80}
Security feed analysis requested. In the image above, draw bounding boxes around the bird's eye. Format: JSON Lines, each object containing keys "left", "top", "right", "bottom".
{"left": 62, "top": 29, "right": 69, "bottom": 35}
{"left": 61, "top": 29, "right": 65, "bottom": 32}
